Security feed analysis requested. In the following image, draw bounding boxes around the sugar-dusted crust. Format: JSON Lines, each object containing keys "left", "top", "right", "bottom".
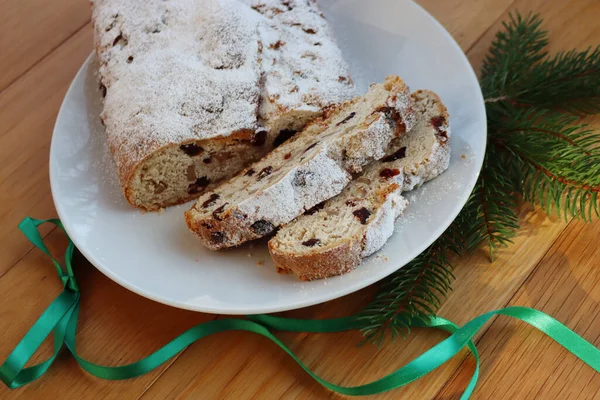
{"left": 185, "top": 76, "right": 416, "bottom": 249}
{"left": 244, "top": 0, "right": 356, "bottom": 134}
{"left": 270, "top": 184, "right": 406, "bottom": 280}
{"left": 268, "top": 90, "right": 451, "bottom": 280}
{"left": 91, "top": 0, "right": 356, "bottom": 211}
{"left": 91, "top": 0, "right": 262, "bottom": 203}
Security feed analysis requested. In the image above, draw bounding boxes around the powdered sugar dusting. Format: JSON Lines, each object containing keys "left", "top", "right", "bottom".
{"left": 245, "top": 0, "right": 356, "bottom": 120}
{"left": 362, "top": 192, "right": 408, "bottom": 257}
{"left": 360, "top": 90, "right": 452, "bottom": 237}
{"left": 238, "top": 150, "right": 350, "bottom": 225}
{"left": 92, "top": 0, "right": 262, "bottom": 180}
{"left": 188, "top": 77, "right": 414, "bottom": 250}
{"left": 363, "top": 90, "right": 452, "bottom": 192}
{"left": 91, "top": 0, "right": 357, "bottom": 203}
{"left": 269, "top": 90, "right": 452, "bottom": 279}
{"left": 87, "top": 77, "right": 128, "bottom": 207}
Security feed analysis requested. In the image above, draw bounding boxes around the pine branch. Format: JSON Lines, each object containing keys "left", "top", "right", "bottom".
{"left": 480, "top": 12, "right": 548, "bottom": 100}
{"left": 357, "top": 233, "right": 455, "bottom": 346}
{"left": 357, "top": 11, "right": 600, "bottom": 344}
{"left": 481, "top": 12, "right": 600, "bottom": 115}
{"left": 517, "top": 47, "right": 600, "bottom": 114}
{"left": 357, "top": 196, "right": 474, "bottom": 345}
{"left": 491, "top": 107, "right": 600, "bottom": 220}
{"left": 464, "top": 132, "right": 521, "bottom": 258}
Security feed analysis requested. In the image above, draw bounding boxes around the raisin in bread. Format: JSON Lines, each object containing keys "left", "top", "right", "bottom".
{"left": 91, "top": 0, "right": 355, "bottom": 211}
{"left": 185, "top": 76, "right": 417, "bottom": 249}
{"left": 269, "top": 90, "right": 450, "bottom": 280}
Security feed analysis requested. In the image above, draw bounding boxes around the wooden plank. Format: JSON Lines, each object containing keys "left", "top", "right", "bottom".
{"left": 0, "top": 0, "right": 90, "bottom": 92}
{"left": 0, "top": 228, "right": 217, "bottom": 399}
{"left": 438, "top": 217, "right": 600, "bottom": 399}
{"left": 0, "top": 24, "right": 93, "bottom": 278}
{"left": 467, "top": 0, "right": 600, "bottom": 72}
{"left": 140, "top": 287, "right": 379, "bottom": 400}
{"left": 417, "top": 0, "right": 517, "bottom": 52}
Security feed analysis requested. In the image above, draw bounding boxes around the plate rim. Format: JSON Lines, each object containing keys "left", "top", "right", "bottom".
{"left": 50, "top": 1, "right": 487, "bottom": 314}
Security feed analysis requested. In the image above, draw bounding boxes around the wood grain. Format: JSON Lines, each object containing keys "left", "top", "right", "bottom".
{"left": 0, "top": 24, "right": 92, "bottom": 278}
{"left": 467, "top": 0, "right": 600, "bottom": 74}
{"left": 0, "top": 0, "right": 90, "bottom": 92}
{"left": 0, "top": 229, "right": 217, "bottom": 399}
{"left": 417, "top": 0, "right": 517, "bottom": 52}
{"left": 434, "top": 0, "right": 600, "bottom": 397}
{"left": 139, "top": 205, "right": 567, "bottom": 400}
{"left": 438, "top": 217, "right": 600, "bottom": 399}
{"left": 1, "top": 0, "right": 599, "bottom": 399}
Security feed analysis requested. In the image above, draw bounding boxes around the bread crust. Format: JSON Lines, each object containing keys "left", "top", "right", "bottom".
{"left": 270, "top": 238, "right": 362, "bottom": 281}
{"left": 269, "top": 184, "right": 402, "bottom": 280}
{"left": 185, "top": 76, "right": 416, "bottom": 249}
{"left": 185, "top": 150, "right": 352, "bottom": 250}
{"left": 268, "top": 90, "right": 451, "bottom": 280}
{"left": 91, "top": 0, "right": 355, "bottom": 211}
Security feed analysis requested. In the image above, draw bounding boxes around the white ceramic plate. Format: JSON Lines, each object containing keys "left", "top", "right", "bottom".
{"left": 50, "top": 0, "right": 486, "bottom": 314}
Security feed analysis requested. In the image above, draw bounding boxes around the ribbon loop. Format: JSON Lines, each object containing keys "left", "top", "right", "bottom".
{"left": 18, "top": 217, "right": 79, "bottom": 292}
{"left": 1, "top": 217, "right": 599, "bottom": 398}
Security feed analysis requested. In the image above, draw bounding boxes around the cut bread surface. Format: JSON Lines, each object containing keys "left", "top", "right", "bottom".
{"left": 270, "top": 180, "right": 408, "bottom": 280}
{"left": 185, "top": 76, "right": 416, "bottom": 249}
{"left": 269, "top": 90, "right": 451, "bottom": 280}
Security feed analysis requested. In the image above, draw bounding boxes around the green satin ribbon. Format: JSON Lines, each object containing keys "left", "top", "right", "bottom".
{"left": 1, "top": 218, "right": 599, "bottom": 397}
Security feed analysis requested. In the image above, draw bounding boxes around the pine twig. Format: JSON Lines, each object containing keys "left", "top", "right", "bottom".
{"left": 357, "top": 11, "right": 600, "bottom": 344}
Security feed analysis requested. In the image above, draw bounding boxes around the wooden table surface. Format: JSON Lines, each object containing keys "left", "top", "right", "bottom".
{"left": 1, "top": 0, "right": 599, "bottom": 398}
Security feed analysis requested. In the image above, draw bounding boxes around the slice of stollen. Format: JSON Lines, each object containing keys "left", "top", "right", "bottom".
{"left": 268, "top": 90, "right": 450, "bottom": 280}
{"left": 185, "top": 76, "right": 417, "bottom": 249}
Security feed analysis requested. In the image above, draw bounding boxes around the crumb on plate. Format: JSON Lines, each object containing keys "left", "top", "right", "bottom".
{"left": 376, "top": 254, "right": 389, "bottom": 263}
